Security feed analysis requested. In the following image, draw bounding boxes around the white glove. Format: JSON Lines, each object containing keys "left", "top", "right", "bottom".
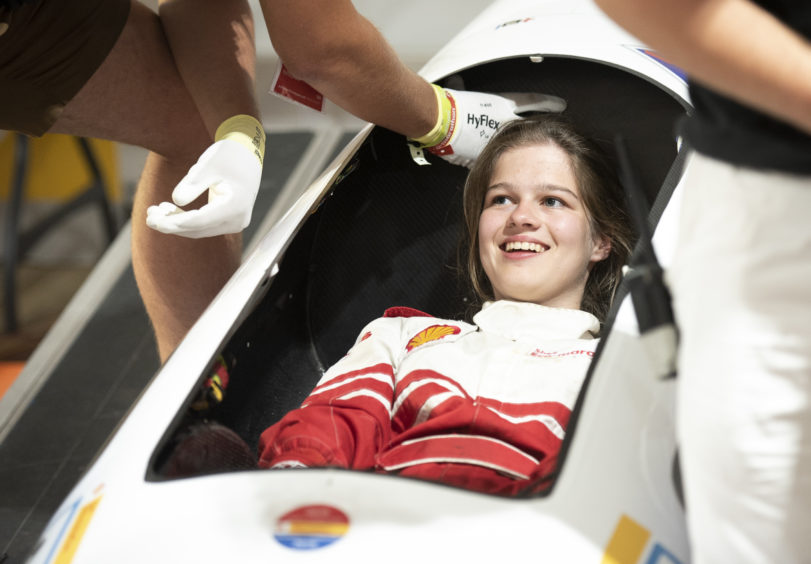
{"left": 146, "top": 115, "right": 265, "bottom": 239}
{"left": 411, "top": 85, "right": 566, "bottom": 168}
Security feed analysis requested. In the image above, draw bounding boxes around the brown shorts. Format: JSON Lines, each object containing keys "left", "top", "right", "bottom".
{"left": 0, "top": 0, "right": 131, "bottom": 136}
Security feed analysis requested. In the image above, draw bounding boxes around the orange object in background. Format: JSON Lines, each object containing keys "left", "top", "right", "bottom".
{"left": 0, "top": 362, "right": 25, "bottom": 400}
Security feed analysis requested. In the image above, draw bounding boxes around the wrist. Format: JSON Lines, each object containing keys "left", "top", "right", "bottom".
{"left": 214, "top": 114, "right": 266, "bottom": 165}
{"left": 410, "top": 85, "right": 456, "bottom": 148}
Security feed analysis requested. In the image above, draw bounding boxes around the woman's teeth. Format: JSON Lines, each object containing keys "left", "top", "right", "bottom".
{"left": 504, "top": 241, "right": 545, "bottom": 253}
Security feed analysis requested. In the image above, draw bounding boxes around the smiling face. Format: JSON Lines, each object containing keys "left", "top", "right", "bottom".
{"left": 477, "top": 143, "right": 611, "bottom": 309}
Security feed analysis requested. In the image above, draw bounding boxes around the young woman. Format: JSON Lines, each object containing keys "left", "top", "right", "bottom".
{"left": 256, "top": 116, "right": 635, "bottom": 495}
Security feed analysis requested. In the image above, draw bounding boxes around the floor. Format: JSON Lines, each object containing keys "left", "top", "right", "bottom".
{"left": 0, "top": 264, "right": 92, "bottom": 362}
{"left": 0, "top": 264, "right": 93, "bottom": 419}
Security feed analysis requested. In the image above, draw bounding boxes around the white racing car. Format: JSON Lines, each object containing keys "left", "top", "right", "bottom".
{"left": 27, "top": 1, "right": 692, "bottom": 562}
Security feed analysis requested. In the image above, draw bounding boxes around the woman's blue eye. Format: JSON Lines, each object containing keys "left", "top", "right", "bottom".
{"left": 490, "top": 195, "right": 510, "bottom": 205}
{"left": 543, "top": 196, "right": 564, "bottom": 207}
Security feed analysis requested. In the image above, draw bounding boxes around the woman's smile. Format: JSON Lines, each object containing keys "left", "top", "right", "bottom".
{"left": 501, "top": 238, "right": 549, "bottom": 255}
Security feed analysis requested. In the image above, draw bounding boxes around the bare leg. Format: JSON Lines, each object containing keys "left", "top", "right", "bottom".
{"left": 51, "top": 0, "right": 242, "bottom": 361}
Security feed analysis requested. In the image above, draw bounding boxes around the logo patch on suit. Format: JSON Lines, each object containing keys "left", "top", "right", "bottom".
{"left": 406, "top": 325, "right": 461, "bottom": 351}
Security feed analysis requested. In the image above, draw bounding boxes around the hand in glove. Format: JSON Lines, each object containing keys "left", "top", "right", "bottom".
{"left": 146, "top": 114, "right": 266, "bottom": 239}
{"left": 410, "top": 85, "right": 566, "bottom": 168}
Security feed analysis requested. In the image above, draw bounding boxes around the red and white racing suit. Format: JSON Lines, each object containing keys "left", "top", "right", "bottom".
{"left": 258, "top": 300, "right": 600, "bottom": 495}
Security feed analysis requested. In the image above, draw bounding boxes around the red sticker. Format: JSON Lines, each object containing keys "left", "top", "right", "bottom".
{"left": 271, "top": 63, "right": 325, "bottom": 112}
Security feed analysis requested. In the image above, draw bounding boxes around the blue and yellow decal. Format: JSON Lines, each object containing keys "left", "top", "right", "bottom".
{"left": 602, "top": 514, "right": 683, "bottom": 564}
{"left": 39, "top": 487, "right": 104, "bottom": 564}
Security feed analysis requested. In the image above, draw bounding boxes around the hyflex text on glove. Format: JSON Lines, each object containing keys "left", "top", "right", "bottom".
{"left": 410, "top": 85, "right": 566, "bottom": 168}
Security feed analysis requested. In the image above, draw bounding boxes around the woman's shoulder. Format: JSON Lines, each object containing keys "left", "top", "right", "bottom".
{"left": 350, "top": 308, "right": 474, "bottom": 355}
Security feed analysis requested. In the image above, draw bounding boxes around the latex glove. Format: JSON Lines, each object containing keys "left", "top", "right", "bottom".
{"left": 410, "top": 85, "right": 566, "bottom": 168}
{"left": 146, "top": 115, "right": 265, "bottom": 239}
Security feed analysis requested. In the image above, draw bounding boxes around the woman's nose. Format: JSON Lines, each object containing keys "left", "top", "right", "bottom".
{"left": 508, "top": 200, "right": 540, "bottom": 228}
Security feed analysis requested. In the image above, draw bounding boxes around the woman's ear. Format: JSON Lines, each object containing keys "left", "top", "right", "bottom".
{"left": 590, "top": 235, "right": 611, "bottom": 263}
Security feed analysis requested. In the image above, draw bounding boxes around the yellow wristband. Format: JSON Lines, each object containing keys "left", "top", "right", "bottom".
{"left": 410, "top": 84, "right": 453, "bottom": 148}
{"left": 214, "top": 114, "right": 266, "bottom": 165}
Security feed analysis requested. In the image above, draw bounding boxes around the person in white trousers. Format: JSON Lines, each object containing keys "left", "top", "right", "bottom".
{"left": 594, "top": 0, "right": 811, "bottom": 562}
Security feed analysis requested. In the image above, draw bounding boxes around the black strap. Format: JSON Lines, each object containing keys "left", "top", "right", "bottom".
{"left": 648, "top": 143, "right": 689, "bottom": 234}
{"left": 615, "top": 135, "right": 678, "bottom": 335}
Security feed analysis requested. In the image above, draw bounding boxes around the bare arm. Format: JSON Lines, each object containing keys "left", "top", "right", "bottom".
{"left": 259, "top": 0, "right": 436, "bottom": 138}
{"left": 158, "top": 0, "right": 261, "bottom": 136}
{"left": 146, "top": 0, "right": 266, "bottom": 239}
{"left": 595, "top": 0, "right": 811, "bottom": 135}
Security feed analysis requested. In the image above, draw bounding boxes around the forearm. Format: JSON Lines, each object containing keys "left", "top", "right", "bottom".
{"left": 158, "top": 0, "right": 261, "bottom": 136}
{"left": 260, "top": 0, "right": 436, "bottom": 138}
{"left": 596, "top": 0, "right": 811, "bottom": 135}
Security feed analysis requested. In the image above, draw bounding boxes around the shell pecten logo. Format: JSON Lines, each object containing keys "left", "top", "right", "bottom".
{"left": 406, "top": 325, "right": 461, "bottom": 352}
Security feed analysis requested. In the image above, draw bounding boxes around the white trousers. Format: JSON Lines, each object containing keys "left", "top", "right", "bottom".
{"left": 669, "top": 152, "right": 811, "bottom": 563}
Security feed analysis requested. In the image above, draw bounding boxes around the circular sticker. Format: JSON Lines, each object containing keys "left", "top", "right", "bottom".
{"left": 274, "top": 504, "right": 350, "bottom": 550}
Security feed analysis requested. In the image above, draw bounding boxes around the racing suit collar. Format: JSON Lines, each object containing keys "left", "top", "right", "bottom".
{"left": 473, "top": 300, "right": 600, "bottom": 343}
